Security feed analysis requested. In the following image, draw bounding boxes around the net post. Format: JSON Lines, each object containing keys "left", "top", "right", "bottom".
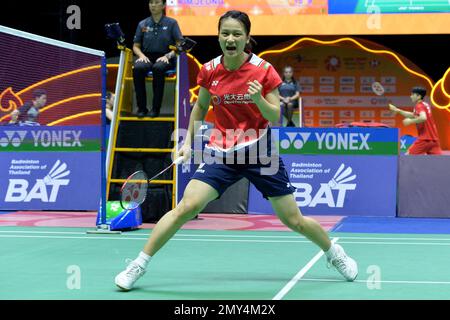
{"left": 87, "top": 54, "right": 121, "bottom": 235}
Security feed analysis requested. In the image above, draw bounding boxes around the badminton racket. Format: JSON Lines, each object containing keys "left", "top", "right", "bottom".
{"left": 119, "top": 157, "right": 183, "bottom": 210}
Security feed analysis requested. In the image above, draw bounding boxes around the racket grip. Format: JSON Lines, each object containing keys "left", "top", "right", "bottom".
{"left": 174, "top": 157, "right": 184, "bottom": 165}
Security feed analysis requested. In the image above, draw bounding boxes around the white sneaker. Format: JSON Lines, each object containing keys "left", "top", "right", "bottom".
{"left": 115, "top": 259, "right": 146, "bottom": 291}
{"left": 327, "top": 244, "right": 358, "bottom": 281}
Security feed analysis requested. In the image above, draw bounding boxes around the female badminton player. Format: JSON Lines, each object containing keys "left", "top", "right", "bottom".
{"left": 115, "top": 10, "right": 358, "bottom": 291}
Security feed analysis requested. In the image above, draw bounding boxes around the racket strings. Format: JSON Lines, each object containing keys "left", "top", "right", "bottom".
{"left": 121, "top": 171, "right": 148, "bottom": 210}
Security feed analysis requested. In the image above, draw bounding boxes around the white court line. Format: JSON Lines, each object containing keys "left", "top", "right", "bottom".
{"left": 173, "top": 234, "right": 450, "bottom": 242}
{"left": 272, "top": 238, "right": 339, "bottom": 301}
{"left": 300, "top": 278, "right": 450, "bottom": 285}
{"left": 0, "top": 234, "right": 311, "bottom": 243}
{"left": 338, "top": 241, "right": 450, "bottom": 246}
{"left": 1, "top": 230, "right": 450, "bottom": 242}
{"left": 0, "top": 230, "right": 86, "bottom": 235}
{"left": 0, "top": 234, "right": 145, "bottom": 241}
{"left": 332, "top": 236, "right": 450, "bottom": 241}
{"left": 2, "top": 234, "right": 450, "bottom": 246}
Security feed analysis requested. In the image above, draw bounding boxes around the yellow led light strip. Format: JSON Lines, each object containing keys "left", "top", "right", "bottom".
{"left": 431, "top": 79, "right": 450, "bottom": 110}
{"left": 440, "top": 67, "right": 450, "bottom": 98}
{"left": 0, "top": 87, "right": 24, "bottom": 113}
{"left": 17, "top": 66, "right": 101, "bottom": 96}
{"left": 0, "top": 93, "right": 101, "bottom": 122}
{"left": 47, "top": 110, "right": 101, "bottom": 126}
{"left": 258, "top": 37, "right": 434, "bottom": 89}
{"left": 187, "top": 37, "right": 437, "bottom": 106}
{"left": 187, "top": 52, "right": 202, "bottom": 70}
{"left": 187, "top": 53, "right": 202, "bottom": 103}
{"left": 39, "top": 94, "right": 101, "bottom": 113}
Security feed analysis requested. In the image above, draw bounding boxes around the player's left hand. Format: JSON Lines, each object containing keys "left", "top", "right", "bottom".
{"left": 403, "top": 118, "right": 413, "bottom": 126}
{"left": 247, "top": 80, "right": 263, "bottom": 102}
{"left": 157, "top": 56, "right": 170, "bottom": 64}
{"left": 388, "top": 104, "right": 398, "bottom": 112}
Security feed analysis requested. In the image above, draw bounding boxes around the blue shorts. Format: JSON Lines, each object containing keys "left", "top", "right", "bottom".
{"left": 191, "top": 157, "right": 296, "bottom": 200}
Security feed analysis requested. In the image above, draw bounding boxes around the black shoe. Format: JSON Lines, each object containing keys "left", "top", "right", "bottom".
{"left": 137, "top": 110, "right": 147, "bottom": 118}
{"left": 149, "top": 108, "right": 160, "bottom": 118}
{"left": 287, "top": 121, "right": 296, "bottom": 127}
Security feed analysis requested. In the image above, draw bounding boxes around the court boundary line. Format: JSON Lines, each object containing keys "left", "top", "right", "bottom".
{"left": 3, "top": 234, "right": 450, "bottom": 246}
{"left": 300, "top": 278, "right": 450, "bottom": 285}
{"left": 272, "top": 238, "right": 339, "bottom": 300}
{"left": 2, "top": 229, "right": 450, "bottom": 241}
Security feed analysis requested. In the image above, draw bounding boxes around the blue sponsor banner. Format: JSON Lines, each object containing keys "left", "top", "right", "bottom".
{"left": 248, "top": 155, "right": 397, "bottom": 217}
{"left": 0, "top": 152, "right": 101, "bottom": 210}
{"left": 278, "top": 127, "right": 398, "bottom": 155}
{"left": 400, "top": 135, "right": 417, "bottom": 154}
{"left": 0, "top": 125, "right": 101, "bottom": 152}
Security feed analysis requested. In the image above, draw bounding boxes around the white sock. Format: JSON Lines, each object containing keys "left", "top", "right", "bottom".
{"left": 135, "top": 251, "right": 151, "bottom": 268}
{"left": 325, "top": 243, "right": 337, "bottom": 259}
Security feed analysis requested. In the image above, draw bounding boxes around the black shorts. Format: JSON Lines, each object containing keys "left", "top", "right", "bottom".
{"left": 281, "top": 100, "right": 299, "bottom": 109}
{"left": 191, "top": 157, "right": 296, "bottom": 200}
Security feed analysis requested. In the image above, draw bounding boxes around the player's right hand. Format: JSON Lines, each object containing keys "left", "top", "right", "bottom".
{"left": 136, "top": 55, "right": 150, "bottom": 63}
{"left": 177, "top": 144, "right": 192, "bottom": 163}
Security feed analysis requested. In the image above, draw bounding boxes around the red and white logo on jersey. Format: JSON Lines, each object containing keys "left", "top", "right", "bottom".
{"left": 211, "top": 95, "right": 221, "bottom": 106}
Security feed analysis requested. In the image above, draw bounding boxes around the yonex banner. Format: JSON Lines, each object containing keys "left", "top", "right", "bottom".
{"left": 400, "top": 135, "right": 417, "bottom": 154}
{"left": 278, "top": 127, "right": 399, "bottom": 155}
{"left": 0, "top": 126, "right": 101, "bottom": 152}
{"left": 248, "top": 155, "right": 397, "bottom": 217}
{"left": 0, "top": 152, "right": 100, "bottom": 210}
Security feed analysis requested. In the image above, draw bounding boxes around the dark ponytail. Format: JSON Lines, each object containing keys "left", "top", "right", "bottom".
{"left": 245, "top": 37, "right": 257, "bottom": 53}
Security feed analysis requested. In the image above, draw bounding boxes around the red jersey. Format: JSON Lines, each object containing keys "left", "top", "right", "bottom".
{"left": 414, "top": 101, "right": 439, "bottom": 141}
{"left": 197, "top": 54, "right": 282, "bottom": 151}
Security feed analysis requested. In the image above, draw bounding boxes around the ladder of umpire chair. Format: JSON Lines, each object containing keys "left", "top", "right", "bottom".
{"left": 106, "top": 47, "right": 179, "bottom": 209}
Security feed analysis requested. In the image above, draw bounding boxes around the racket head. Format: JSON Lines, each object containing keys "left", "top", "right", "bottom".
{"left": 120, "top": 170, "right": 148, "bottom": 211}
{"left": 371, "top": 81, "right": 385, "bottom": 96}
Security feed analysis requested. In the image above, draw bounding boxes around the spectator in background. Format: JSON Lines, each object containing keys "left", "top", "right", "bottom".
{"left": 105, "top": 91, "right": 115, "bottom": 125}
{"left": 279, "top": 66, "right": 300, "bottom": 127}
{"left": 105, "top": 91, "right": 115, "bottom": 144}
{"left": 18, "top": 88, "right": 47, "bottom": 125}
{"left": 389, "top": 86, "right": 442, "bottom": 155}
{"left": 132, "top": 0, "right": 183, "bottom": 118}
{"left": 7, "top": 109, "right": 20, "bottom": 125}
